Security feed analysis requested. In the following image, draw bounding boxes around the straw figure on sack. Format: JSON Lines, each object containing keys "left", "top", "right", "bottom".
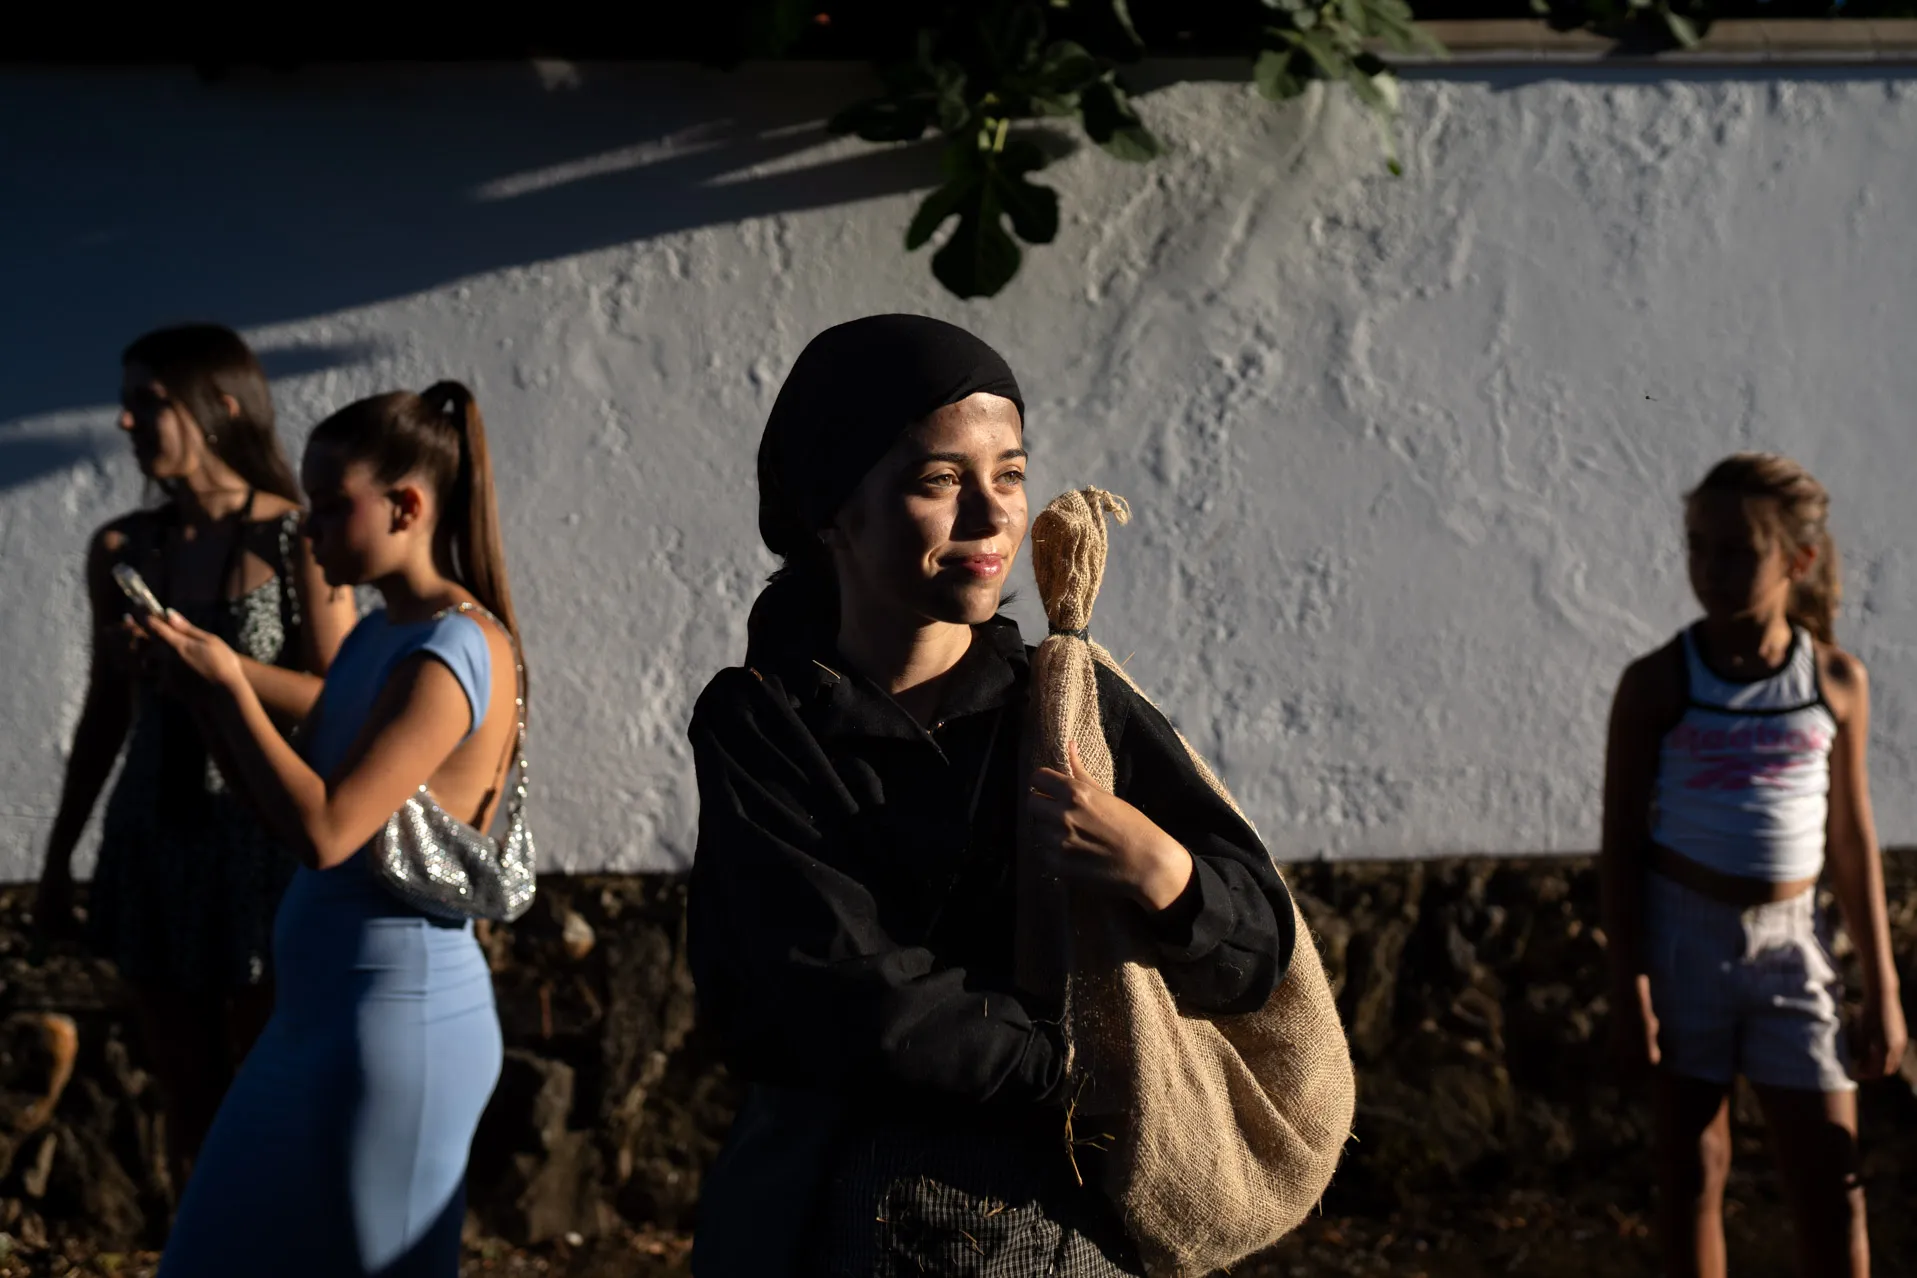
{"left": 1023, "top": 488, "right": 1357, "bottom": 1278}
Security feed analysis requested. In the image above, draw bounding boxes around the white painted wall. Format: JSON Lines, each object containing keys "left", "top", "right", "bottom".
{"left": 3, "top": 63, "right": 1914, "bottom": 876}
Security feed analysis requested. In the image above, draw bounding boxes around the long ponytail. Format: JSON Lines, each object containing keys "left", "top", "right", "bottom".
{"left": 420, "top": 381, "right": 519, "bottom": 641}
{"left": 309, "top": 382, "right": 522, "bottom": 652}
{"left": 1687, "top": 452, "right": 1841, "bottom": 643}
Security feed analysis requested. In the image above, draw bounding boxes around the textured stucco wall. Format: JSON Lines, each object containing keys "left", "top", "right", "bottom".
{"left": 2, "top": 64, "right": 1914, "bottom": 876}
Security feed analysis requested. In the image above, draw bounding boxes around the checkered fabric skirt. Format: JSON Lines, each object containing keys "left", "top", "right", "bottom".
{"left": 804, "top": 1108, "right": 1145, "bottom": 1278}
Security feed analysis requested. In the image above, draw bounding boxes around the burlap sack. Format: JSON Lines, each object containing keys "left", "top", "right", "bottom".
{"left": 1021, "top": 488, "right": 1356, "bottom": 1278}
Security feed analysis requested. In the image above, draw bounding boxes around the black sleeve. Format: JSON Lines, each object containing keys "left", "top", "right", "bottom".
{"left": 687, "top": 670, "right": 1067, "bottom": 1105}
{"left": 1099, "top": 665, "right": 1296, "bottom": 1016}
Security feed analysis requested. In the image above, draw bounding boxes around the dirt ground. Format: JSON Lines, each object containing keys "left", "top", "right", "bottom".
{"left": 3, "top": 1172, "right": 1910, "bottom": 1278}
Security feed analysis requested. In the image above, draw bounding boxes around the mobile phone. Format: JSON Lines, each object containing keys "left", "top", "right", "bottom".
{"left": 112, "top": 563, "right": 167, "bottom": 618}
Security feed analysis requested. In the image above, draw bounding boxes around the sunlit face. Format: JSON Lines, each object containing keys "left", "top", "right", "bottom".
{"left": 1685, "top": 490, "right": 1807, "bottom": 622}
{"left": 301, "top": 442, "right": 403, "bottom": 589}
{"left": 828, "top": 392, "right": 1029, "bottom": 628}
{"left": 118, "top": 363, "right": 204, "bottom": 481}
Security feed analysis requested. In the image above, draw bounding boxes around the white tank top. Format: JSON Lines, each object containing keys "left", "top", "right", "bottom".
{"left": 1651, "top": 624, "right": 1835, "bottom": 882}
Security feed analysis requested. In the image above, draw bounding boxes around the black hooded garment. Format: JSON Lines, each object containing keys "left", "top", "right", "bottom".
{"left": 686, "top": 316, "right": 1296, "bottom": 1276}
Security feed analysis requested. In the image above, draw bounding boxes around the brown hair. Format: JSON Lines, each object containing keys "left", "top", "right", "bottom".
{"left": 309, "top": 382, "right": 520, "bottom": 642}
{"left": 122, "top": 323, "right": 302, "bottom": 504}
{"left": 1687, "top": 452, "right": 1841, "bottom": 643}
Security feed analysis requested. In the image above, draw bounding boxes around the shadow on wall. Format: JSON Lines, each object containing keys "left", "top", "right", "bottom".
{"left": 12, "top": 58, "right": 1900, "bottom": 499}
{"left": 0, "top": 61, "right": 941, "bottom": 487}
{"left": 0, "top": 342, "right": 395, "bottom": 497}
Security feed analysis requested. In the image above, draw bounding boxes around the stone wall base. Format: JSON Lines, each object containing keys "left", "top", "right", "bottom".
{"left": 0, "top": 858, "right": 1911, "bottom": 1272}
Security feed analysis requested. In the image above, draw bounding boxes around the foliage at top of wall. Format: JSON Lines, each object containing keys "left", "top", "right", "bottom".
{"left": 726, "top": 0, "right": 1910, "bottom": 298}
{"left": 740, "top": 0, "right": 1433, "bottom": 298}
{"left": 82, "top": 2, "right": 1909, "bottom": 298}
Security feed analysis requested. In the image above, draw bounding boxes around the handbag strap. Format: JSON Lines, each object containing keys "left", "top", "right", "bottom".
{"left": 428, "top": 600, "right": 529, "bottom": 828}
{"left": 276, "top": 509, "right": 304, "bottom": 647}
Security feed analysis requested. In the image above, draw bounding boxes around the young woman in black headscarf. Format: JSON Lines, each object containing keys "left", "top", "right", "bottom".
{"left": 687, "top": 315, "right": 1296, "bottom": 1277}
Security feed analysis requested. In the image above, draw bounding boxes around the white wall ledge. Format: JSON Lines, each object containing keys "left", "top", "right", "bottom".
{"left": 1392, "top": 18, "right": 1917, "bottom": 64}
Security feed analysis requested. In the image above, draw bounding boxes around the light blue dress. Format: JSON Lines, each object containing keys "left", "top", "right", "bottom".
{"left": 159, "top": 611, "right": 506, "bottom": 1277}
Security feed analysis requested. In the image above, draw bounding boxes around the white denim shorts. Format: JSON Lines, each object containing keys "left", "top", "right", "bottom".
{"left": 1645, "top": 871, "right": 1855, "bottom": 1093}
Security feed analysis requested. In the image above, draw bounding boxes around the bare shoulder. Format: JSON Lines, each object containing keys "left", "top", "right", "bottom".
{"left": 1615, "top": 634, "right": 1685, "bottom": 722}
{"left": 462, "top": 611, "right": 523, "bottom": 726}
{"left": 1814, "top": 639, "right": 1869, "bottom": 719}
{"left": 89, "top": 508, "right": 160, "bottom": 561}
{"left": 85, "top": 510, "right": 163, "bottom": 601}
{"left": 247, "top": 492, "right": 302, "bottom": 524}
{"left": 483, "top": 621, "right": 520, "bottom": 698}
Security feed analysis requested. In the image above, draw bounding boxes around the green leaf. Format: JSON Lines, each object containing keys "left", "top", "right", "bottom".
{"left": 1101, "top": 124, "right": 1163, "bottom": 163}
{"left": 913, "top": 138, "right": 1055, "bottom": 298}
{"left": 1080, "top": 79, "right": 1162, "bottom": 161}
{"left": 906, "top": 174, "right": 981, "bottom": 250}
{"left": 1253, "top": 47, "right": 1309, "bottom": 101}
{"left": 1369, "top": 0, "right": 1420, "bottom": 28}
{"left": 933, "top": 199, "right": 1023, "bottom": 299}
{"left": 1041, "top": 40, "right": 1104, "bottom": 92}
{"left": 1367, "top": 2, "right": 1434, "bottom": 51}
{"left": 1344, "top": 67, "right": 1391, "bottom": 112}
{"left": 998, "top": 2, "right": 1049, "bottom": 70}
{"left": 828, "top": 97, "right": 939, "bottom": 143}
{"left": 1663, "top": 7, "right": 1701, "bottom": 45}
{"left": 1292, "top": 28, "right": 1355, "bottom": 81}
{"left": 1110, "top": 0, "right": 1144, "bottom": 47}
{"left": 941, "top": 134, "right": 988, "bottom": 180}
{"left": 1371, "top": 69, "right": 1403, "bottom": 114}
{"left": 934, "top": 63, "right": 971, "bottom": 133}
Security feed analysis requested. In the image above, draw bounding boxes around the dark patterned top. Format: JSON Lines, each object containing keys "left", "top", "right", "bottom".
{"left": 90, "top": 509, "right": 307, "bottom": 994}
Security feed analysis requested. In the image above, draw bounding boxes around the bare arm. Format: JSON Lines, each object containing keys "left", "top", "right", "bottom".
{"left": 41, "top": 528, "right": 139, "bottom": 879}
{"left": 295, "top": 531, "right": 358, "bottom": 675}
{"left": 149, "top": 613, "right": 471, "bottom": 870}
{"left": 232, "top": 530, "right": 358, "bottom": 724}
{"left": 1600, "top": 646, "right": 1678, "bottom": 1072}
{"left": 234, "top": 659, "right": 325, "bottom": 725}
{"left": 1822, "top": 650, "right": 1906, "bottom": 1080}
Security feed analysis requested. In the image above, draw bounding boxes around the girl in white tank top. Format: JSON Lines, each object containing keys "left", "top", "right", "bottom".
{"left": 1651, "top": 623, "right": 1836, "bottom": 884}
{"left": 1599, "top": 453, "right": 1904, "bottom": 1278}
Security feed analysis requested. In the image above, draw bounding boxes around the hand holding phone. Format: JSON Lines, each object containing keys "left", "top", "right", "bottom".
{"left": 112, "top": 563, "right": 167, "bottom": 618}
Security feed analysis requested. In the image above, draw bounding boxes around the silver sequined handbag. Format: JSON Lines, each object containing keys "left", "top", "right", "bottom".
{"left": 371, "top": 602, "right": 537, "bottom": 923}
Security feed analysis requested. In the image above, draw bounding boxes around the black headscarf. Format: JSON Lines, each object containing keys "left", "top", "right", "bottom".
{"left": 749, "top": 315, "right": 1024, "bottom": 652}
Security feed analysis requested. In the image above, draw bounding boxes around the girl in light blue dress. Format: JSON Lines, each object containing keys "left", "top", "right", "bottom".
{"left": 146, "top": 381, "right": 526, "bottom": 1276}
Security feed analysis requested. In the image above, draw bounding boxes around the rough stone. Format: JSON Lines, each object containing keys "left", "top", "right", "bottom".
{"left": 0, "top": 856, "right": 1912, "bottom": 1266}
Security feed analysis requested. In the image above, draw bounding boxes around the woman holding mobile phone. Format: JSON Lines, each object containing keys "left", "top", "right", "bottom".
{"left": 36, "top": 324, "right": 357, "bottom": 1193}
{"left": 141, "top": 382, "right": 521, "bottom": 1277}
